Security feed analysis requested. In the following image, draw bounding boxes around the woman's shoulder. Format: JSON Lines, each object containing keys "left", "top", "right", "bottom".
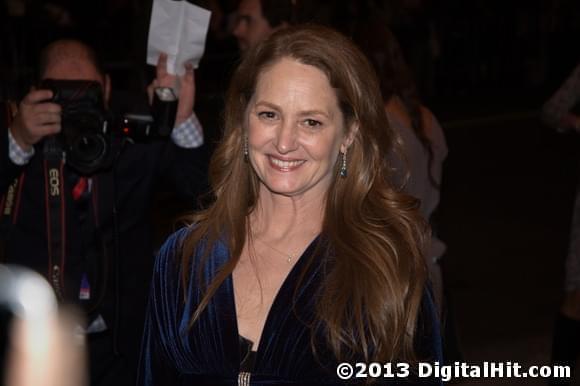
{"left": 158, "top": 226, "right": 194, "bottom": 253}
{"left": 415, "top": 286, "right": 443, "bottom": 362}
{"left": 155, "top": 225, "right": 230, "bottom": 274}
{"left": 154, "top": 226, "right": 198, "bottom": 272}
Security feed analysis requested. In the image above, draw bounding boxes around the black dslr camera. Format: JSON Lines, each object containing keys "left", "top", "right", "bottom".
{"left": 40, "top": 79, "right": 177, "bottom": 175}
{"left": 41, "top": 79, "right": 110, "bottom": 175}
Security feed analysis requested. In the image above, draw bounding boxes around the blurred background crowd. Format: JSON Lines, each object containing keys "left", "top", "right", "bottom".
{"left": 1, "top": 0, "right": 579, "bottom": 117}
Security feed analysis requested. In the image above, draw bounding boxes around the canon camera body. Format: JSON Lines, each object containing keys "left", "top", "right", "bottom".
{"left": 40, "top": 79, "right": 177, "bottom": 175}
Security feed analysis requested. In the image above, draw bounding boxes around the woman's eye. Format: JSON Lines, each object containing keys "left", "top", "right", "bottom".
{"left": 304, "top": 119, "right": 322, "bottom": 127}
{"left": 258, "top": 111, "right": 277, "bottom": 120}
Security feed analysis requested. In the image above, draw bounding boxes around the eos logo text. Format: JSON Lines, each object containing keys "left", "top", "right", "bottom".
{"left": 49, "top": 169, "right": 60, "bottom": 196}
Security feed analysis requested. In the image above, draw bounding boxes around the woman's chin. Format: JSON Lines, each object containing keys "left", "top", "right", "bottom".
{"left": 263, "top": 183, "right": 302, "bottom": 197}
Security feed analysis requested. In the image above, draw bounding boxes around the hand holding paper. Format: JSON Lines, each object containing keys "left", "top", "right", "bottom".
{"left": 147, "top": 0, "right": 211, "bottom": 76}
{"left": 148, "top": 53, "right": 196, "bottom": 127}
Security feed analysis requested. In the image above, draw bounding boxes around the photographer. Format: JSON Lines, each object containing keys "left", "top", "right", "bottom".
{"left": 0, "top": 39, "right": 207, "bottom": 386}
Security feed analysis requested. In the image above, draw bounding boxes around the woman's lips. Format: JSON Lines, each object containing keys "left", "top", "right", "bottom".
{"left": 268, "top": 155, "right": 306, "bottom": 171}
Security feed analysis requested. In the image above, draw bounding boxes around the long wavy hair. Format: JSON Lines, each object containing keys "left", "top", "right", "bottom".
{"left": 353, "top": 19, "right": 439, "bottom": 188}
{"left": 181, "top": 25, "right": 428, "bottom": 363}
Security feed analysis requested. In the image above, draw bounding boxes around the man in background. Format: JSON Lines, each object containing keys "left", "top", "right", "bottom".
{"left": 233, "top": 0, "right": 295, "bottom": 52}
{"left": 0, "top": 39, "right": 206, "bottom": 386}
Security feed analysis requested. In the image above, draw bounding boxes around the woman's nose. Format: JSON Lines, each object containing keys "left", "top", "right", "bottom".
{"left": 274, "top": 121, "right": 298, "bottom": 154}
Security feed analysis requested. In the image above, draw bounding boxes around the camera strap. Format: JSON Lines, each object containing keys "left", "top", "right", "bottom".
{"left": 0, "top": 174, "right": 25, "bottom": 262}
{"left": 42, "top": 139, "right": 107, "bottom": 310}
{"left": 0, "top": 100, "right": 23, "bottom": 262}
{"left": 43, "top": 137, "right": 67, "bottom": 300}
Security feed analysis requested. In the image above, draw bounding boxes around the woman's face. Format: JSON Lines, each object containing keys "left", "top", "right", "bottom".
{"left": 246, "top": 57, "right": 352, "bottom": 200}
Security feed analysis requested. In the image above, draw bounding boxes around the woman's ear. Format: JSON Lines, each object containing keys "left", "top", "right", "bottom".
{"left": 341, "top": 121, "right": 359, "bottom": 153}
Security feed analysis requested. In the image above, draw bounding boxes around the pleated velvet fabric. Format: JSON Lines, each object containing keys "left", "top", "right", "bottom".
{"left": 137, "top": 227, "right": 442, "bottom": 385}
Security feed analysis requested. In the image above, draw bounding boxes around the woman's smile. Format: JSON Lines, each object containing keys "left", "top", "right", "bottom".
{"left": 267, "top": 155, "right": 306, "bottom": 171}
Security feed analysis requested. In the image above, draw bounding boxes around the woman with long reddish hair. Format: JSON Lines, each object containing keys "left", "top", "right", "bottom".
{"left": 138, "top": 25, "right": 441, "bottom": 385}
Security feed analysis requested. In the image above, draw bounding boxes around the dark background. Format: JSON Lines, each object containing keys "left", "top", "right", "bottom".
{"left": 1, "top": 1, "right": 580, "bottom": 384}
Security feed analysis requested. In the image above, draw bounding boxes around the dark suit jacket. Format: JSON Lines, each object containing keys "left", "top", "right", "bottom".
{"left": 0, "top": 116, "right": 208, "bottom": 385}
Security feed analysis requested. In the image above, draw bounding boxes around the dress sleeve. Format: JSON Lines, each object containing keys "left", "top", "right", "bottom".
{"left": 137, "top": 228, "right": 190, "bottom": 386}
{"left": 411, "top": 288, "right": 444, "bottom": 386}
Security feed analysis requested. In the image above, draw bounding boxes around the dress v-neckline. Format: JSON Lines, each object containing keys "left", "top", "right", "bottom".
{"left": 228, "top": 235, "right": 320, "bottom": 370}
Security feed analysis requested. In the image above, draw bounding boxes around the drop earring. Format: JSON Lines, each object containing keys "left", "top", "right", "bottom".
{"left": 340, "top": 150, "right": 347, "bottom": 178}
{"left": 243, "top": 136, "right": 249, "bottom": 162}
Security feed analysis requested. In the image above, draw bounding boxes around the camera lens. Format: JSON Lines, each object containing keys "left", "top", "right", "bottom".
{"left": 62, "top": 112, "right": 112, "bottom": 174}
{"left": 71, "top": 134, "right": 106, "bottom": 164}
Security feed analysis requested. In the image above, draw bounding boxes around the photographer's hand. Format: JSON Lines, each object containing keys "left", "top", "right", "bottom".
{"left": 10, "top": 90, "right": 61, "bottom": 151}
{"left": 148, "top": 53, "right": 196, "bottom": 127}
{"left": 175, "top": 62, "right": 196, "bottom": 127}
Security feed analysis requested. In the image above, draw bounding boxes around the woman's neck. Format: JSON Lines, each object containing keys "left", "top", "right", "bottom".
{"left": 250, "top": 190, "right": 324, "bottom": 242}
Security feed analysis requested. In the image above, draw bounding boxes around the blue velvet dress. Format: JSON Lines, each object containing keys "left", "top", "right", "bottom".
{"left": 137, "top": 228, "right": 442, "bottom": 385}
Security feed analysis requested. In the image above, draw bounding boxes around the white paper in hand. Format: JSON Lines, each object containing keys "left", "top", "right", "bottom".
{"left": 147, "top": 0, "right": 211, "bottom": 76}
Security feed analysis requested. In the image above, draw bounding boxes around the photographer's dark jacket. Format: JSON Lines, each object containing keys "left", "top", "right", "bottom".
{"left": 0, "top": 109, "right": 208, "bottom": 383}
